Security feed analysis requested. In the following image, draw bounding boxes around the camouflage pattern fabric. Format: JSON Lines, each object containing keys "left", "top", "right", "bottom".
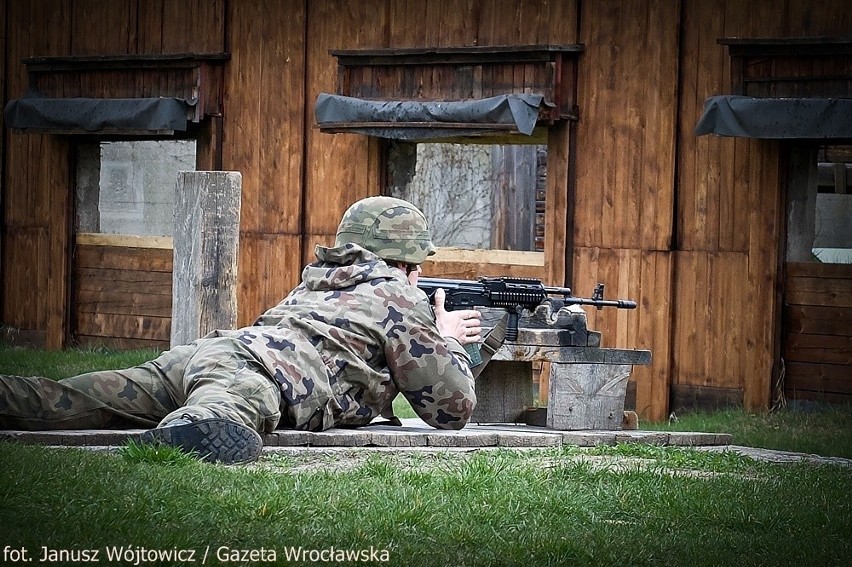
{"left": 252, "top": 242, "right": 475, "bottom": 431}
{"left": 335, "top": 196, "right": 437, "bottom": 264}
{"left": 0, "top": 243, "right": 474, "bottom": 433}
{"left": 0, "top": 340, "right": 280, "bottom": 432}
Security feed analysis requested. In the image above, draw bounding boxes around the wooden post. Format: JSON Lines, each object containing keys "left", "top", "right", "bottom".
{"left": 546, "top": 363, "right": 632, "bottom": 430}
{"left": 171, "top": 171, "right": 241, "bottom": 347}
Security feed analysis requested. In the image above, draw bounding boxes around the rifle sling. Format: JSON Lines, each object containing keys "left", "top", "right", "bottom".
{"left": 471, "top": 313, "right": 508, "bottom": 378}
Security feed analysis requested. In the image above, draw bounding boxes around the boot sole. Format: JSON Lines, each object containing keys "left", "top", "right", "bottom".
{"left": 140, "top": 418, "right": 263, "bottom": 464}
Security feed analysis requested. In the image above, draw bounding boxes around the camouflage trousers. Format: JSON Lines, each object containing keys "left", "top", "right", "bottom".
{"left": 0, "top": 337, "right": 281, "bottom": 432}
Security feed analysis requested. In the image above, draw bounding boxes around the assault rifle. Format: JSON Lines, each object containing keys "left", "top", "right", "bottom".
{"left": 418, "top": 276, "right": 637, "bottom": 342}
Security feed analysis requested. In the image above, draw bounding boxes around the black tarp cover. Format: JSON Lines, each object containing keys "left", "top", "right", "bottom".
{"left": 315, "top": 92, "right": 546, "bottom": 140}
{"left": 4, "top": 96, "right": 191, "bottom": 132}
{"left": 695, "top": 95, "right": 852, "bottom": 139}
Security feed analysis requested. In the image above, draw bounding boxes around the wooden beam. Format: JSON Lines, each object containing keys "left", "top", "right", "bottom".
{"left": 171, "top": 171, "right": 241, "bottom": 346}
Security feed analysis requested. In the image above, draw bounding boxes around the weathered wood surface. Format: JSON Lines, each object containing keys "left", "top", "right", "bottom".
{"left": 493, "top": 346, "right": 651, "bottom": 365}
{"left": 171, "top": 171, "right": 241, "bottom": 347}
{"left": 73, "top": 242, "right": 173, "bottom": 349}
{"left": 547, "top": 363, "right": 632, "bottom": 430}
{"left": 471, "top": 361, "right": 533, "bottom": 424}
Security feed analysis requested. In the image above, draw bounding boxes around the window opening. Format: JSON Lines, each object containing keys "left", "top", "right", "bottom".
{"left": 76, "top": 140, "right": 196, "bottom": 237}
{"left": 386, "top": 141, "right": 547, "bottom": 252}
{"left": 813, "top": 147, "right": 851, "bottom": 264}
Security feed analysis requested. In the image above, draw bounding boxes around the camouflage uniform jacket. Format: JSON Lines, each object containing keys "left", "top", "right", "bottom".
{"left": 220, "top": 243, "right": 476, "bottom": 432}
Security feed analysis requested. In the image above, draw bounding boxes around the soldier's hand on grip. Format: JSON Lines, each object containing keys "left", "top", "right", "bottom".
{"left": 433, "top": 287, "right": 482, "bottom": 345}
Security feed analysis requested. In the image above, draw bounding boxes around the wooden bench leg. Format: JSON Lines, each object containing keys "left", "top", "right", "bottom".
{"left": 546, "top": 363, "right": 632, "bottom": 430}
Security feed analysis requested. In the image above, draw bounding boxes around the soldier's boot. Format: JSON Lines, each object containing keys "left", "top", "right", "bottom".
{"left": 139, "top": 415, "right": 263, "bottom": 465}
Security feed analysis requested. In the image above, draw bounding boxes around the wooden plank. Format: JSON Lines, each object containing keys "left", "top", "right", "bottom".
{"left": 784, "top": 333, "right": 852, "bottom": 365}
{"left": 785, "top": 361, "right": 852, "bottom": 396}
{"left": 75, "top": 312, "right": 171, "bottom": 342}
{"left": 640, "top": 0, "right": 678, "bottom": 252}
{"left": 677, "top": 0, "right": 728, "bottom": 252}
{"left": 545, "top": 119, "right": 570, "bottom": 287}
{"left": 160, "top": 0, "right": 225, "bottom": 53}
{"left": 745, "top": 140, "right": 783, "bottom": 412}
{"left": 786, "top": 276, "right": 852, "bottom": 308}
{"left": 785, "top": 388, "right": 852, "bottom": 405}
{"left": 76, "top": 233, "right": 173, "bottom": 249}
{"left": 238, "top": 233, "right": 304, "bottom": 326}
{"left": 76, "top": 289, "right": 172, "bottom": 317}
{"left": 672, "top": 251, "right": 708, "bottom": 385}
{"left": 670, "top": 384, "right": 743, "bottom": 412}
{"left": 45, "top": 136, "right": 71, "bottom": 349}
{"left": 571, "top": 248, "right": 671, "bottom": 421}
{"left": 172, "top": 172, "right": 241, "bottom": 346}
{"left": 303, "top": 0, "right": 382, "bottom": 244}
{"left": 786, "top": 261, "right": 852, "bottom": 280}
{"left": 3, "top": 0, "right": 72, "bottom": 349}
{"left": 1, "top": 229, "right": 47, "bottom": 329}
{"left": 784, "top": 305, "right": 852, "bottom": 337}
{"left": 223, "top": 0, "right": 302, "bottom": 234}
{"left": 75, "top": 267, "right": 172, "bottom": 293}
{"left": 471, "top": 361, "right": 533, "bottom": 424}
{"left": 75, "top": 245, "right": 172, "bottom": 272}
{"left": 71, "top": 0, "right": 133, "bottom": 55}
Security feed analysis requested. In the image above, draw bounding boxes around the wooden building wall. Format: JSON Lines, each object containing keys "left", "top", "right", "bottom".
{"left": 2, "top": 0, "right": 850, "bottom": 421}
{"left": 672, "top": 0, "right": 852, "bottom": 414}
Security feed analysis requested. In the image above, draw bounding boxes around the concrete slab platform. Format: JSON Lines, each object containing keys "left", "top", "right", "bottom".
{"left": 0, "top": 418, "right": 732, "bottom": 449}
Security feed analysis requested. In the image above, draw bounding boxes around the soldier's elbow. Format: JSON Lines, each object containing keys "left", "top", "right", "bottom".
{"left": 428, "top": 391, "right": 476, "bottom": 430}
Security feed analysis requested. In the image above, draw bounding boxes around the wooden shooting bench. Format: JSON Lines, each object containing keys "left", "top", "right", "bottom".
{"left": 473, "top": 304, "right": 651, "bottom": 430}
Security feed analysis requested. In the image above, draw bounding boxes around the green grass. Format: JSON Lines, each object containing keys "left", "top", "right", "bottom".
{"left": 646, "top": 407, "right": 852, "bottom": 459}
{"left": 1, "top": 442, "right": 850, "bottom": 566}
{"left": 2, "top": 344, "right": 852, "bottom": 565}
{"left": 0, "top": 342, "right": 159, "bottom": 380}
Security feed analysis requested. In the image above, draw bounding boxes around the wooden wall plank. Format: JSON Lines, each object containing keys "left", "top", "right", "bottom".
{"left": 786, "top": 361, "right": 851, "bottom": 395}
{"left": 3, "top": 0, "right": 71, "bottom": 348}
{"left": 74, "top": 335, "right": 169, "bottom": 350}
{"left": 239, "top": 234, "right": 304, "bottom": 323}
{"left": 744, "top": 140, "right": 783, "bottom": 411}
{"left": 672, "top": 251, "right": 750, "bottom": 390}
{"left": 224, "top": 0, "right": 307, "bottom": 324}
{"left": 572, "top": 247, "right": 672, "bottom": 421}
{"left": 787, "top": 262, "right": 852, "bottom": 280}
{"left": 575, "top": 0, "right": 678, "bottom": 251}
{"left": 72, "top": 245, "right": 173, "bottom": 344}
{"left": 70, "top": 0, "right": 134, "bottom": 55}
{"left": 75, "top": 245, "right": 172, "bottom": 272}
{"left": 304, "top": 0, "right": 385, "bottom": 258}
{"left": 2, "top": 230, "right": 47, "bottom": 330}
{"left": 75, "top": 311, "right": 170, "bottom": 341}
{"left": 786, "top": 277, "right": 852, "bottom": 308}
{"left": 76, "top": 267, "right": 171, "bottom": 293}
{"left": 544, "top": 119, "right": 570, "bottom": 287}
{"left": 785, "top": 334, "right": 852, "bottom": 366}
{"left": 76, "top": 289, "right": 171, "bottom": 317}
{"left": 136, "top": 0, "right": 225, "bottom": 54}
{"left": 785, "top": 305, "right": 852, "bottom": 337}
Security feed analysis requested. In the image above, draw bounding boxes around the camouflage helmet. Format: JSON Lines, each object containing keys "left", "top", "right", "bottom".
{"left": 335, "top": 196, "right": 436, "bottom": 264}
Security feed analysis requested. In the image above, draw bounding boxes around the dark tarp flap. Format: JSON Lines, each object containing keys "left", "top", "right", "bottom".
{"left": 695, "top": 95, "right": 852, "bottom": 139}
{"left": 4, "top": 96, "right": 192, "bottom": 133}
{"left": 315, "top": 92, "right": 546, "bottom": 140}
